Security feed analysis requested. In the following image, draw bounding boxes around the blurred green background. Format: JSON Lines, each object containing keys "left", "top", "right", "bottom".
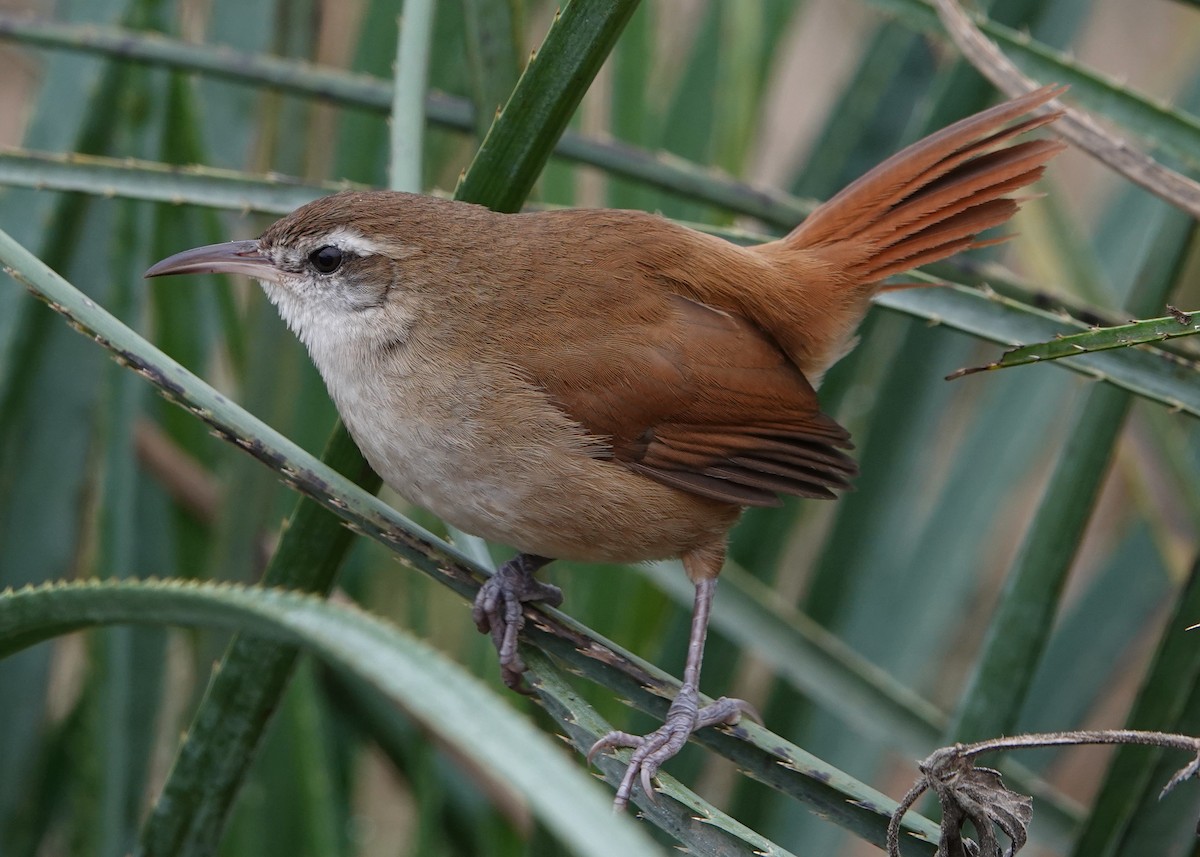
{"left": 1, "top": 0, "right": 1200, "bottom": 855}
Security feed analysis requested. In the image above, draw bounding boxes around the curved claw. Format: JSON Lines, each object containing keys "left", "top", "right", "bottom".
{"left": 640, "top": 762, "right": 657, "bottom": 806}
{"left": 586, "top": 730, "right": 640, "bottom": 766}
{"left": 471, "top": 554, "right": 558, "bottom": 690}
{"left": 588, "top": 695, "right": 751, "bottom": 811}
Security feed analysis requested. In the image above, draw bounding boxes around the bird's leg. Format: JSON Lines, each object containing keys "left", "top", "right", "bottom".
{"left": 588, "top": 553, "right": 757, "bottom": 810}
{"left": 472, "top": 553, "right": 560, "bottom": 689}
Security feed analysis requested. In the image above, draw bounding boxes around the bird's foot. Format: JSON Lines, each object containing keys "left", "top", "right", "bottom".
{"left": 587, "top": 689, "right": 758, "bottom": 810}
{"left": 471, "top": 554, "right": 559, "bottom": 690}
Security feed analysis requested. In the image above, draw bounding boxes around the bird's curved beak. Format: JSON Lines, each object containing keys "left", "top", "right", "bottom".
{"left": 144, "top": 239, "right": 280, "bottom": 283}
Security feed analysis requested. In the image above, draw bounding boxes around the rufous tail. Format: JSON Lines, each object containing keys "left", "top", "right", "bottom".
{"left": 784, "top": 85, "right": 1065, "bottom": 277}
{"left": 753, "top": 85, "right": 1066, "bottom": 378}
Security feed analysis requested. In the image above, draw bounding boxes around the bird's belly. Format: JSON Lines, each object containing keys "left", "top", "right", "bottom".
{"left": 335, "top": 384, "right": 737, "bottom": 563}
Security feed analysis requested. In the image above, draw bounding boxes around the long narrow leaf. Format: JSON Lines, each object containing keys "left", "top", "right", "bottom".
{"left": 0, "top": 149, "right": 346, "bottom": 215}
{"left": 878, "top": 284, "right": 1200, "bottom": 418}
{"left": 0, "top": 579, "right": 664, "bottom": 857}
{"left": 950, "top": 309, "right": 1200, "bottom": 378}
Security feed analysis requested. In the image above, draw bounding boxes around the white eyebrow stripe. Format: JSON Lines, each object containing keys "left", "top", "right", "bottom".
{"left": 323, "top": 226, "right": 390, "bottom": 257}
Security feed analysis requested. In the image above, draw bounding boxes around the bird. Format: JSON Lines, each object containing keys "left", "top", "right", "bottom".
{"left": 146, "top": 85, "right": 1065, "bottom": 810}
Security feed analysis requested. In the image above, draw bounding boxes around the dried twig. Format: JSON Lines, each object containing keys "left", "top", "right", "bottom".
{"left": 932, "top": 0, "right": 1200, "bottom": 221}
{"left": 887, "top": 729, "right": 1200, "bottom": 856}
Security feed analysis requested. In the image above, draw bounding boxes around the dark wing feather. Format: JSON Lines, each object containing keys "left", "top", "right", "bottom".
{"left": 528, "top": 292, "right": 855, "bottom": 507}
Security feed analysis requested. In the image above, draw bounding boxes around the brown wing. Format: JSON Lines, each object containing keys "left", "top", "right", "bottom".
{"left": 529, "top": 292, "right": 856, "bottom": 507}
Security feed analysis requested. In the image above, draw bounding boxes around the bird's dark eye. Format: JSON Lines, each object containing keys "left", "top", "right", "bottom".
{"left": 308, "top": 245, "right": 343, "bottom": 274}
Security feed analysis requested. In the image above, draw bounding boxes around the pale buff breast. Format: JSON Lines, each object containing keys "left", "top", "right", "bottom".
{"left": 318, "top": 336, "right": 739, "bottom": 563}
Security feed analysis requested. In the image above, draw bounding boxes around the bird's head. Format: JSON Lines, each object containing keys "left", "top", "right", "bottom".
{"left": 145, "top": 191, "right": 453, "bottom": 353}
